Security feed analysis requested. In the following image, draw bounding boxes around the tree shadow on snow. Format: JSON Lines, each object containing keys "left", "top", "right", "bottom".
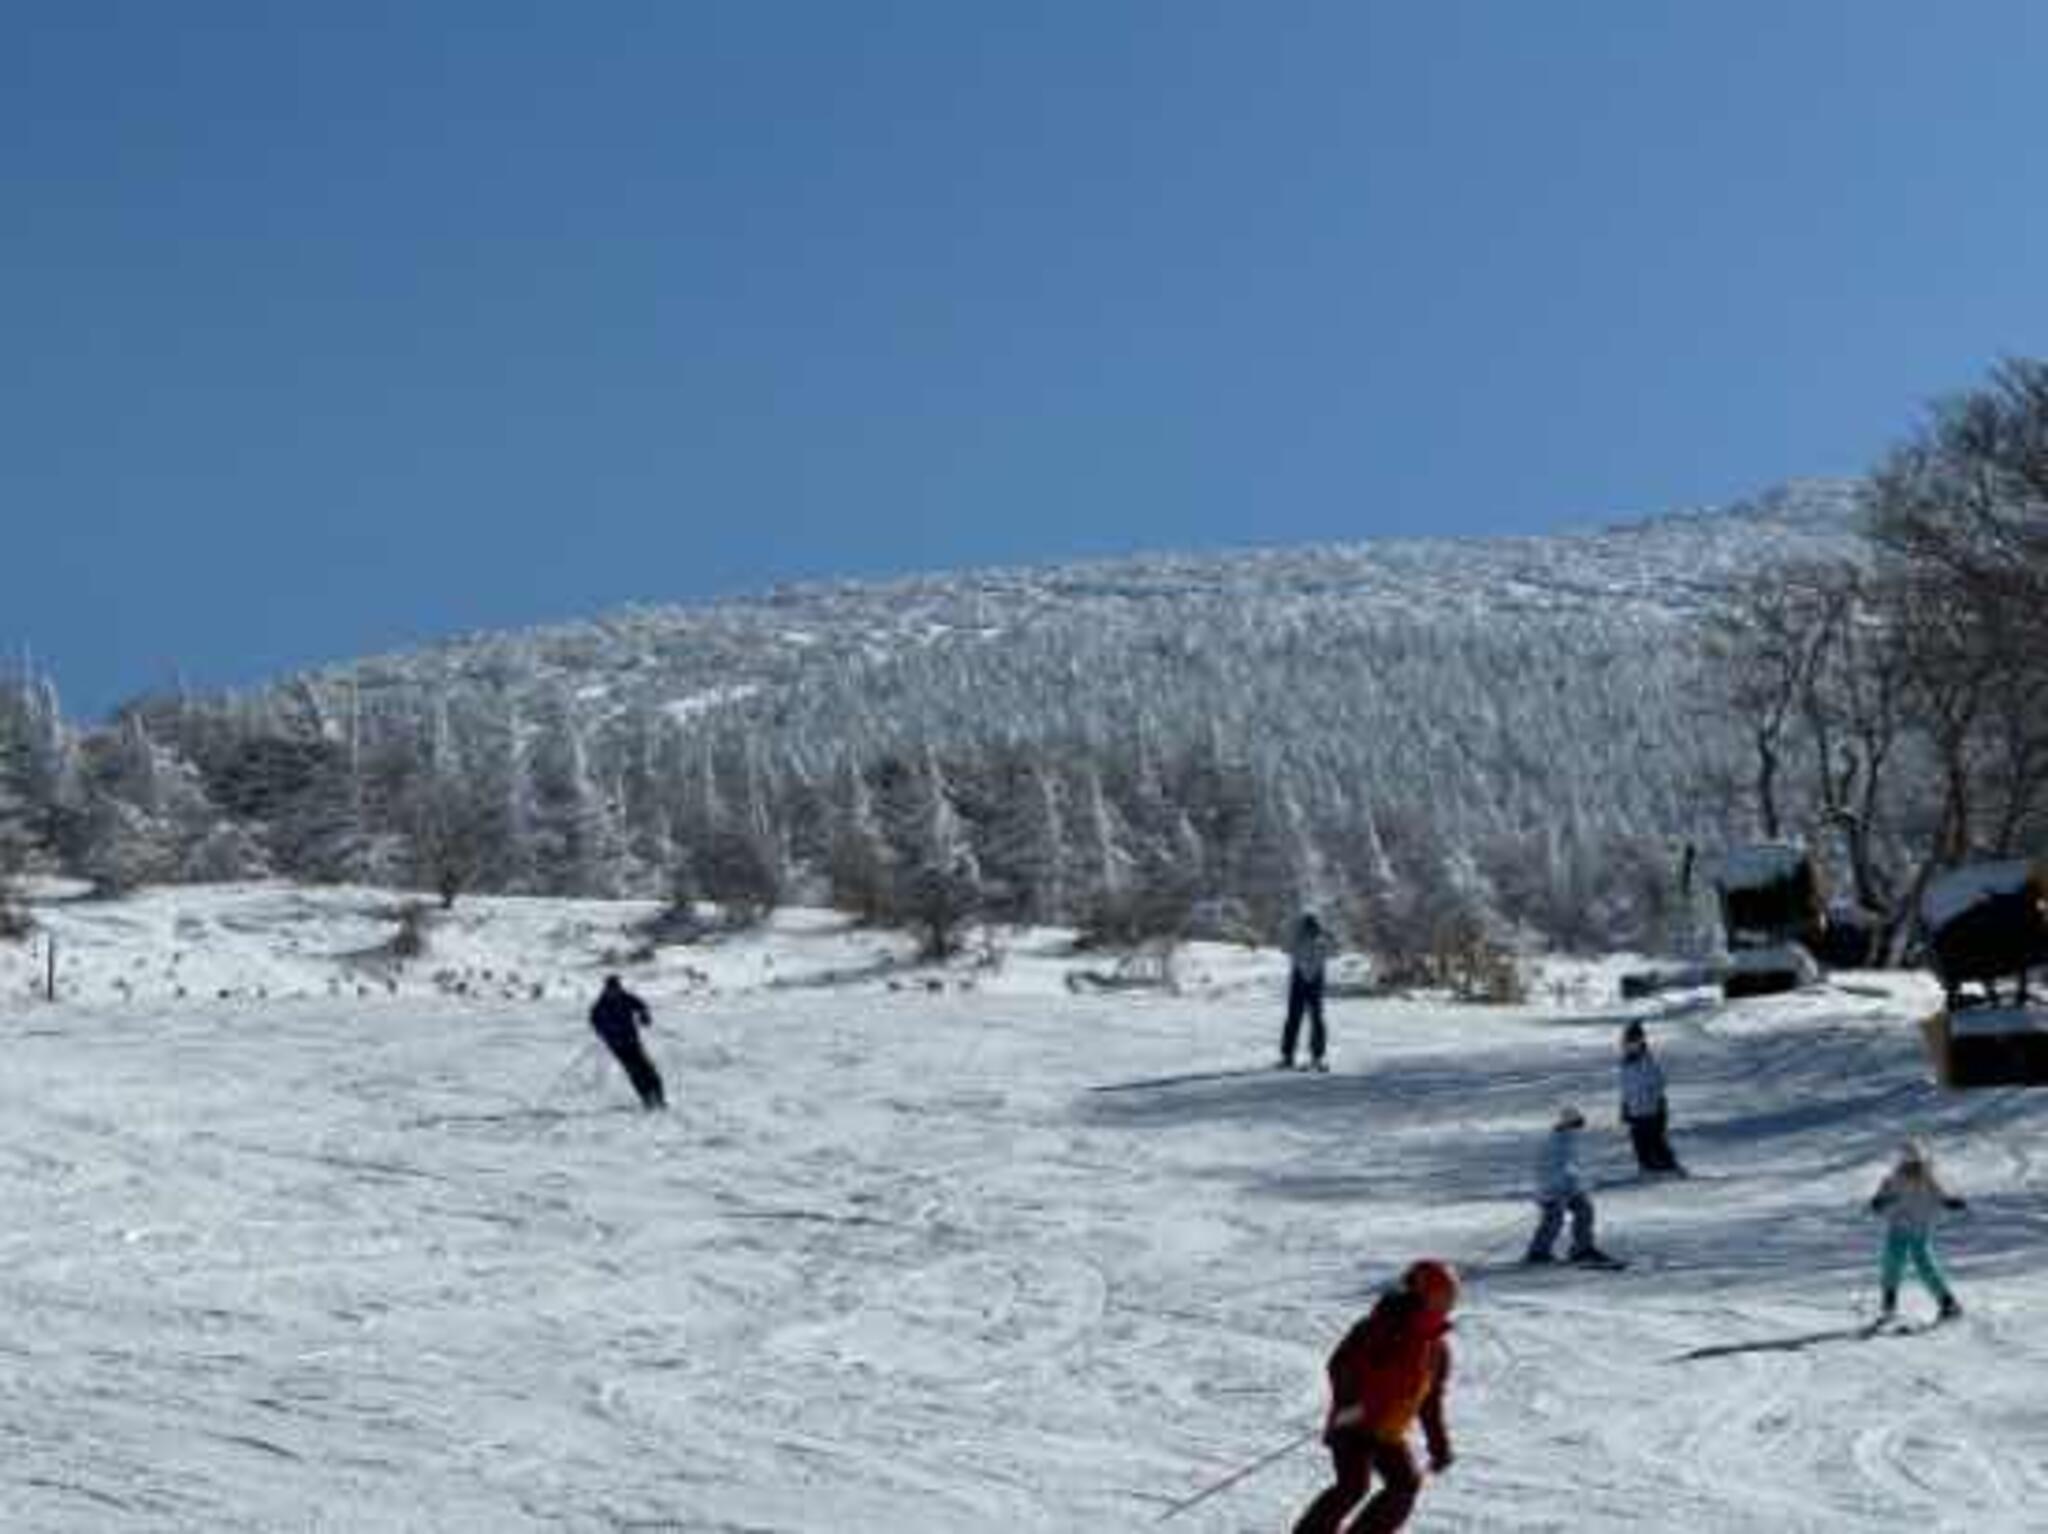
{"left": 1670, "top": 1325, "right": 1881, "bottom": 1361}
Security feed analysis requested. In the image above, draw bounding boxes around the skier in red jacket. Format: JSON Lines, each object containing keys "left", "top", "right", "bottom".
{"left": 1292, "top": 1259, "right": 1457, "bottom": 1534}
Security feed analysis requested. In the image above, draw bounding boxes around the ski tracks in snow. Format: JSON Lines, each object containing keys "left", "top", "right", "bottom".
{"left": 4, "top": 983, "right": 2048, "bottom": 1528}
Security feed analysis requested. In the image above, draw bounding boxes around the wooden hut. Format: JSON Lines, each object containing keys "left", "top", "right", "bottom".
{"left": 1711, "top": 843, "right": 1826, "bottom": 998}
{"left": 1713, "top": 843, "right": 1826, "bottom": 953}
{"left": 1917, "top": 860, "right": 2048, "bottom": 1088}
{"left": 1921, "top": 1004, "right": 2048, "bottom": 1089}
{"left": 1921, "top": 860, "right": 2048, "bottom": 1008}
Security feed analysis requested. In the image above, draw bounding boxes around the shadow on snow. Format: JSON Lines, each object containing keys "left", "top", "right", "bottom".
{"left": 1075, "top": 1006, "right": 2048, "bottom": 1295}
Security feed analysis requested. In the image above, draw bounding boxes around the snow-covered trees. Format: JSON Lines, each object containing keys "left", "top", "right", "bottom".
{"left": 874, "top": 751, "right": 980, "bottom": 959}
{"left": 0, "top": 706, "right": 43, "bottom": 888}
{"left": 70, "top": 714, "right": 236, "bottom": 892}
{"left": 1698, "top": 359, "right": 2048, "bottom": 955}
{"left": 399, "top": 702, "right": 493, "bottom": 908}
{"left": 971, "top": 756, "right": 1070, "bottom": 926}
{"left": 13, "top": 380, "right": 2031, "bottom": 971}
{"left": 0, "top": 722, "right": 36, "bottom": 935}
{"left": 0, "top": 670, "right": 75, "bottom": 892}
{"left": 524, "top": 694, "right": 627, "bottom": 898}
{"left": 671, "top": 736, "right": 782, "bottom": 924}
{"left": 15, "top": 597, "right": 1744, "bottom": 947}
{"left": 825, "top": 758, "right": 893, "bottom": 923}
{"left": 8, "top": 479, "right": 1885, "bottom": 951}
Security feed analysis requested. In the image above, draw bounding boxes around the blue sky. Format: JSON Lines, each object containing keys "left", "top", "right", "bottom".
{"left": 5, "top": 2, "right": 2045, "bottom": 717}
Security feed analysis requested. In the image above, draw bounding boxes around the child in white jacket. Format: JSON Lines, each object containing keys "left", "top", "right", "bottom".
{"left": 1870, "top": 1139, "right": 1966, "bottom": 1323}
{"left": 1523, "top": 1108, "right": 1615, "bottom": 1265}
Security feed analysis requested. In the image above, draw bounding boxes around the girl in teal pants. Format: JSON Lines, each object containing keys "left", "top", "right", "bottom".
{"left": 1870, "top": 1140, "right": 1966, "bottom": 1321}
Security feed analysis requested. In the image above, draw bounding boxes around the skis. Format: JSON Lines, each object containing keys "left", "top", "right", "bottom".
{"left": 1861, "top": 1311, "right": 1962, "bottom": 1339}
{"left": 402, "top": 1105, "right": 635, "bottom": 1129}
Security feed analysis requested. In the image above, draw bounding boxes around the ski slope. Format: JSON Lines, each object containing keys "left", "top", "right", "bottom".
{"left": 4, "top": 887, "right": 2046, "bottom": 1531}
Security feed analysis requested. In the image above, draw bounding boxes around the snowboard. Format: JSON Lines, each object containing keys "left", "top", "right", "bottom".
{"left": 1464, "top": 1253, "right": 1632, "bottom": 1283}
{"left": 1545, "top": 1253, "right": 1629, "bottom": 1272}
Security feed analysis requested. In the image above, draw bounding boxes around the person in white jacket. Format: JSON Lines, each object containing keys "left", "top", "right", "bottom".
{"left": 1523, "top": 1107, "right": 1613, "bottom": 1265}
{"left": 1618, "top": 1021, "right": 1686, "bottom": 1175}
{"left": 1870, "top": 1140, "right": 1966, "bottom": 1322}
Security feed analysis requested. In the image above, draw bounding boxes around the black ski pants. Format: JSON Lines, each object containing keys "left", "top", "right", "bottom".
{"left": 1293, "top": 1430, "right": 1421, "bottom": 1534}
{"left": 596, "top": 1024, "right": 666, "bottom": 1109}
{"left": 1282, "top": 973, "right": 1327, "bottom": 1065}
{"left": 1626, "top": 1107, "right": 1681, "bottom": 1172}
{"left": 1526, "top": 1192, "right": 1597, "bottom": 1261}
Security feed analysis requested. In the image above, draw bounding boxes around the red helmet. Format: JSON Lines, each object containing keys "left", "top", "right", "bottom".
{"left": 1404, "top": 1259, "right": 1460, "bottom": 1313}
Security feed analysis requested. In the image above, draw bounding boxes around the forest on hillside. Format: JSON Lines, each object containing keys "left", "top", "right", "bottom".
{"left": 4, "top": 362, "right": 2044, "bottom": 975}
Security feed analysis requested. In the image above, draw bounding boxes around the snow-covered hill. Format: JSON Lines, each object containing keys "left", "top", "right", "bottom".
{"left": 292, "top": 478, "right": 1866, "bottom": 723}
{"left": 6, "top": 882, "right": 2044, "bottom": 1531}
{"left": 6, "top": 479, "right": 1871, "bottom": 951}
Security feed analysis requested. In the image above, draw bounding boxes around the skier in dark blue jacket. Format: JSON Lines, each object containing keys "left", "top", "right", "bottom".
{"left": 590, "top": 975, "right": 665, "bottom": 1110}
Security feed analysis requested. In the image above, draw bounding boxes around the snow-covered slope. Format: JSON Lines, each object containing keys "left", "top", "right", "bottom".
{"left": 6, "top": 884, "right": 2044, "bottom": 1531}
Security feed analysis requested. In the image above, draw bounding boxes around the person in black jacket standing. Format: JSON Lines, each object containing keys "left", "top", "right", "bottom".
{"left": 589, "top": 974, "right": 666, "bottom": 1110}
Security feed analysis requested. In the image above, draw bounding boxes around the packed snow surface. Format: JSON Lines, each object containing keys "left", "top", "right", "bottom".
{"left": 4, "top": 887, "right": 2046, "bottom": 1531}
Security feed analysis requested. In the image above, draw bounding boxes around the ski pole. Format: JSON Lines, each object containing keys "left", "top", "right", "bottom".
{"left": 537, "top": 1038, "right": 599, "bottom": 1104}
{"left": 1156, "top": 1424, "right": 1318, "bottom": 1522}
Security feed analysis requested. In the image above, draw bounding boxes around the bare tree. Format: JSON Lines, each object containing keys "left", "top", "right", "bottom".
{"left": 1804, "top": 565, "right": 1909, "bottom": 920}
{"left": 1698, "top": 568, "right": 1841, "bottom": 841}
{"left": 1852, "top": 360, "right": 2048, "bottom": 949}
